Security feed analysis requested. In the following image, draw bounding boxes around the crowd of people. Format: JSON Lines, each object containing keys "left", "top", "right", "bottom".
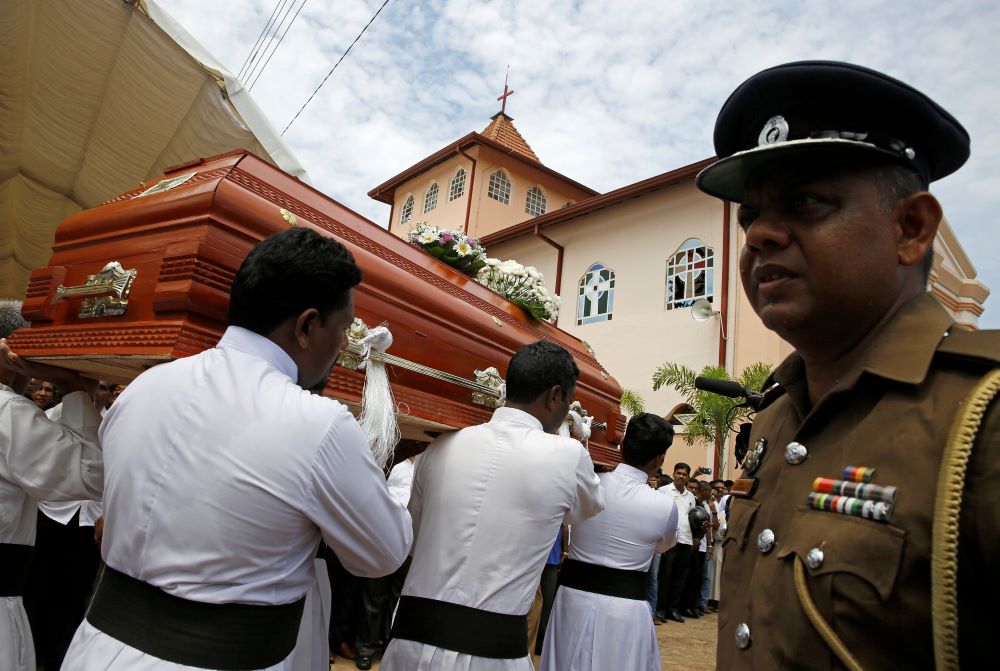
{"left": 0, "top": 59, "right": 995, "bottom": 671}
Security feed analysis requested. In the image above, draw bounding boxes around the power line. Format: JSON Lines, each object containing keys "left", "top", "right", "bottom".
{"left": 248, "top": 0, "right": 310, "bottom": 91}
{"left": 281, "top": 0, "right": 393, "bottom": 136}
{"left": 238, "top": 0, "right": 291, "bottom": 80}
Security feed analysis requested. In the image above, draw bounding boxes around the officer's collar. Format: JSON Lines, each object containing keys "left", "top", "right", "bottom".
{"left": 774, "top": 292, "right": 953, "bottom": 398}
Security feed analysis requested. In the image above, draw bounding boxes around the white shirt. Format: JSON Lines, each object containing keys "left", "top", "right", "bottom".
{"left": 664, "top": 484, "right": 696, "bottom": 545}
{"left": 568, "top": 463, "right": 678, "bottom": 570}
{"left": 37, "top": 403, "right": 104, "bottom": 527}
{"left": 381, "top": 406, "right": 605, "bottom": 671}
{"left": 387, "top": 458, "right": 415, "bottom": 507}
{"left": 0, "top": 388, "right": 102, "bottom": 545}
{"left": 1, "top": 386, "right": 102, "bottom": 671}
{"left": 540, "top": 463, "right": 677, "bottom": 671}
{"left": 63, "top": 326, "right": 412, "bottom": 671}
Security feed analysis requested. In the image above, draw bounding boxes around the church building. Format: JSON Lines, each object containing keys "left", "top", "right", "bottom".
{"left": 368, "top": 92, "right": 991, "bottom": 477}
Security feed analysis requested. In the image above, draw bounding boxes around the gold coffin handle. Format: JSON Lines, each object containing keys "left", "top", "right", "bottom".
{"left": 54, "top": 261, "right": 137, "bottom": 318}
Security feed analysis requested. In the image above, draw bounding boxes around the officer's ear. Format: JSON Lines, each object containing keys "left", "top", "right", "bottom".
{"left": 893, "top": 192, "right": 942, "bottom": 269}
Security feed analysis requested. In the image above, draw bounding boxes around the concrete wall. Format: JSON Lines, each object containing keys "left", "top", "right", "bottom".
{"left": 386, "top": 144, "right": 593, "bottom": 242}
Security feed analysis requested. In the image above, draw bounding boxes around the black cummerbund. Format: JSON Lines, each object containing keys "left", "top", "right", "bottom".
{"left": 0, "top": 543, "right": 34, "bottom": 596}
{"left": 390, "top": 595, "right": 528, "bottom": 659}
{"left": 86, "top": 565, "right": 305, "bottom": 670}
{"left": 559, "top": 558, "right": 648, "bottom": 600}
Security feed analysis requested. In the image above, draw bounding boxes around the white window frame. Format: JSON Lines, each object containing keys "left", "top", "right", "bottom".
{"left": 525, "top": 186, "right": 547, "bottom": 217}
{"left": 449, "top": 169, "right": 466, "bottom": 201}
{"left": 577, "top": 262, "right": 615, "bottom": 325}
{"left": 399, "top": 194, "right": 414, "bottom": 226}
{"left": 487, "top": 170, "right": 511, "bottom": 205}
{"left": 666, "top": 238, "right": 714, "bottom": 310}
{"left": 423, "top": 183, "right": 439, "bottom": 213}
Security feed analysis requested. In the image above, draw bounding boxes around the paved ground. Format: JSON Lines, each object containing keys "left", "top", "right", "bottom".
{"left": 329, "top": 610, "right": 718, "bottom": 670}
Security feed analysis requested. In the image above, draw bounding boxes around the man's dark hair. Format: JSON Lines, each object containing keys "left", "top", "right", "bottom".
{"left": 724, "top": 480, "right": 734, "bottom": 488}
{"left": 228, "top": 228, "right": 362, "bottom": 335}
{"left": 0, "top": 299, "right": 29, "bottom": 339}
{"left": 870, "top": 162, "right": 934, "bottom": 280}
{"left": 709, "top": 479, "right": 725, "bottom": 488}
{"left": 673, "top": 462, "right": 691, "bottom": 475}
{"left": 621, "top": 413, "right": 674, "bottom": 467}
{"left": 504, "top": 341, "right": 579, "bottom": 404}
{"left": 698, "top": 481, "right": 712, "bottom": 492}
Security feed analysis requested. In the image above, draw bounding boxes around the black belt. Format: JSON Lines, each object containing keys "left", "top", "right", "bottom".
{"left": 86, "top": 565, "right": 305, "bottom": 670}
{"left": 390, "top": 595, "right": 528, "bottom": 659}
{"left": 0, "top": 543, "right": 34, "bottom": 597}
{"left": 558, "top": 558, "right": 648, "bottom": 601}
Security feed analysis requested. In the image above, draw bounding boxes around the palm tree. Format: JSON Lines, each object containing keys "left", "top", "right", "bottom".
{"left": 651, "top": 361, "right": 772, "bottom": 475}
{"left": 619, "top": 388, "right": 646, "bottom": 417}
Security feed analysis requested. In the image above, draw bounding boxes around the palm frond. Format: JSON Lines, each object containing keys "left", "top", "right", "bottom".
{"left": 651, "top": 362, "right": 697, "bottom": 403}
{"left": 619, "top": 388, "right": 646, "bottom": 416}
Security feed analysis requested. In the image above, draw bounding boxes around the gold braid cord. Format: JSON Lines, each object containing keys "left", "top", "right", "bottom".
{"left": 932, "top": 368, "right": 1000, "bottom": 671}
{"left": 793, "top": 558, "right": 865, "bottom": 671}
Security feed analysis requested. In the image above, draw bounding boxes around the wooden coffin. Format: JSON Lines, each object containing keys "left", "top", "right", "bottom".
{"left": 9, "top": 150, "right": 624, "bottom": 464}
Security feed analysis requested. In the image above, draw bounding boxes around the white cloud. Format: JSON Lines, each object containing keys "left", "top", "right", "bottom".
{"left": 157, "top": 0, "right": 1000, "bottom": 325}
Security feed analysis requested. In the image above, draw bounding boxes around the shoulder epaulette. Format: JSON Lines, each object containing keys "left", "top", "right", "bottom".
{"left": 936, "top": 328, "right": 1000, "bottom": 367}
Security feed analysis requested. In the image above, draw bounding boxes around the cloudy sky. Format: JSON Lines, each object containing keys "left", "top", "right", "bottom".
{"left": 158, "top": 0, "right": 1000, "bottom": 326}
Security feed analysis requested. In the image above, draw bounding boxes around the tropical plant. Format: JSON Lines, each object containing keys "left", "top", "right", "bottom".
{"left": 651, "top": 361, "right": 772, "bottom": 474}
{"left": 619, "top": 388, "right": 646, "bottom": 416}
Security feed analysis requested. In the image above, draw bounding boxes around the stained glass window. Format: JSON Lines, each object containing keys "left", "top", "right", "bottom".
{"left": 578, "top": 263, "right": 615, "bottom": 325}
{"left": 666, "top": 239, "right": 714, "bottom": 310}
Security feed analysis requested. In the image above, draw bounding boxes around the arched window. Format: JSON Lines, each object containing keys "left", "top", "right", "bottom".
{"left": 487, "top": 170, "right": 511, "bottom": 204}
{"left": 399, "top": 195, "right": 414, "bottom": 226}
{"left": 525, "top": 186, "right": 547, "bottom": 216}
{"left": 577, "top": 263, "right": 615, "bottom": 325}
{"left": 449, "top": 169, "right": 466, "bottom": 201}
{"left": 423, "top": 183, "right": 439, "bottom": 213}
{"left": 666, "top": 238, "right": 714, "bottom": 310}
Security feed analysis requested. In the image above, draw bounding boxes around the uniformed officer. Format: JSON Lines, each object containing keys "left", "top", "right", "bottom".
{"left": 696, "top": 61, "right": 999, "bottom": 670}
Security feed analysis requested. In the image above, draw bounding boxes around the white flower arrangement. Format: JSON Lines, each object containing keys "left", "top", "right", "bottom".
{"left": 476, "top": 258, "right": 561, "bottom": 323}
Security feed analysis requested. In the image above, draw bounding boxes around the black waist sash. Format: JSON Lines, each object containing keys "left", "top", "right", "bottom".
{"left": 558, "top": 558, "right": 648, "bottom": 601}
{"left": 86, "top": 565, "right": 305, "bottom": 670}
{"left": 390, "top": 595, "right": 528, "bottom": 659}
{"left": 0, "top": 543, "right": 34, "bottom": 597}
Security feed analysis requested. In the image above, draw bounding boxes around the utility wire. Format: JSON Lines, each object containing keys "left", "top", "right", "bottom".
{"left": 281, "top": 0, "right": 392, "bottom": 136}
{"left": 237, "top": 0, "right": 290, "bottom": 80}
{"left": 248, "top": 0, "right": 310, "bottom": 91}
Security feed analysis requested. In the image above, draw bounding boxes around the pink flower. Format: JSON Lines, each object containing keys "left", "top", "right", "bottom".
{"left": 440, "top": 231, "right": 455, "bottom": 243}
{"left": 468, "top": 238, "right": 478, "bottom": 248}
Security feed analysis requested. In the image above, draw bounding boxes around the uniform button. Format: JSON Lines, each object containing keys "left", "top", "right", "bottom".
{"left": 735, "top": 623, "right": 751, "bottom": 649}
{"left": 806, "top": 547, "right": 825, "bottom": 570}
{"left": 757, "top": 528, "right": 775, "bottom": 553}
{"left": 785, "top": 441, "right": 808, "bottom": 465}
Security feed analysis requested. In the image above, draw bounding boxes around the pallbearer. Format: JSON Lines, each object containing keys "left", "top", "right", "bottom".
{"left": 381, "top": 341, "right": 605, "bottom": 671}
{"left": 540, "top": 413, "right": 679, "bottom": 671}
{"left": 62, "top": 228, "right": 413, "bottom": 671}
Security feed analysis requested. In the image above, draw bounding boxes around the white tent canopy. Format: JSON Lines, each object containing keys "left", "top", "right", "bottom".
{"left": 0, "top": 0, "right": 309, "bottom": 298}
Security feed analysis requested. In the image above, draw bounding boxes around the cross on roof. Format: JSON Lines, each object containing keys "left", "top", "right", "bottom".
{"left": 497, "top": 69, "right": 515, "bottom": 114}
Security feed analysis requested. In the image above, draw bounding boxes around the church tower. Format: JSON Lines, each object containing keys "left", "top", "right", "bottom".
{"left": 368, "top": 82, "right": 597, "bottom": 241}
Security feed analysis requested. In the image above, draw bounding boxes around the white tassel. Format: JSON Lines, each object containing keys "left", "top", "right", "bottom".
{"left": 357, "top": 325, "right": 398, "bottom": 469}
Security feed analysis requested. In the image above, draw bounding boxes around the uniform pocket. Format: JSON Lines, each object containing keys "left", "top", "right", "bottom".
{"left": 775, "top": 507, "right": 905, "bottom": 602}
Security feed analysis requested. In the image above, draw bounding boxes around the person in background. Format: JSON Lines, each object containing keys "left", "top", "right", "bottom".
{"left": 0, "top": 299, "right": 103, "bottom": 671}
{"left": 655, "top": 463, "right": 696, "bottom": 623}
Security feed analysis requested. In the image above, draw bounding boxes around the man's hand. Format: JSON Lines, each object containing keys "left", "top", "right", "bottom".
{"left": 0, "top": 339, "right": 97, "bottom": 396}
{"left": 94, "top": 516, "right": 105, "bottom": 545}
{"left": 707, "top": 545, "right": 714, "bottom": 560}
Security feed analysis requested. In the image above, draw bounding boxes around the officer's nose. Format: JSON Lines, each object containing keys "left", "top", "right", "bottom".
{"left": 743, "top": 209, "right": 792, "bottom": 254}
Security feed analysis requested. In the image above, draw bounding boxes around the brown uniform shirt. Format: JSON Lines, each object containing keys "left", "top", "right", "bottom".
{"left": 717, "top": 293, "right": 1000, "bottom": 670}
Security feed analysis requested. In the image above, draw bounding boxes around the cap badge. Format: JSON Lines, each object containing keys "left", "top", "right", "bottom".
{"left": 758, "top": 115, "right": 789, "bottom": 146}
